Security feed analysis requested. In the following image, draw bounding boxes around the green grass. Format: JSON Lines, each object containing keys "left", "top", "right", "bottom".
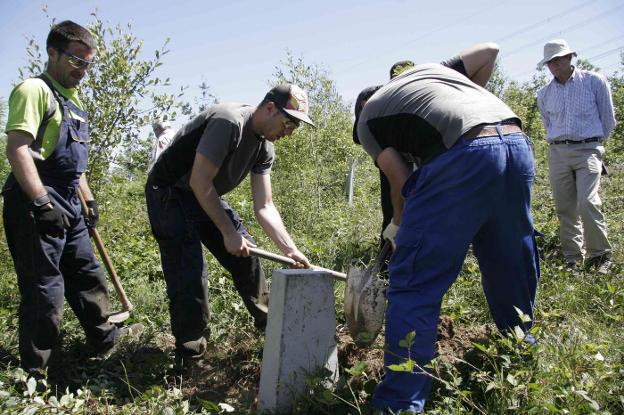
{"left": 1, "top": 132, "right": 623, "bottom": 415}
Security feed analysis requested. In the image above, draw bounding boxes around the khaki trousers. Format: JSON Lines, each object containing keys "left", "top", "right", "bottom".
{"left": 548, "top": 143, "right": 611, "bottom": 262}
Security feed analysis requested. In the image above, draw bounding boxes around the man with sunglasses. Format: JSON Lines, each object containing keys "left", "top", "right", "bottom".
{"left": 2, "top": 20, "right": 140, "bottom": 373}
{"left": 146, "top": 84, "right": 314, "bottom": 362}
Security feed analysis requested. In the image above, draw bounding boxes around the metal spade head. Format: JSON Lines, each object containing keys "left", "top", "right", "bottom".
{"left": 345, "top": 242, "right": 391, "bottom": 346}
{"left": 108, "top": 310, "right": 131, "bottom": 324}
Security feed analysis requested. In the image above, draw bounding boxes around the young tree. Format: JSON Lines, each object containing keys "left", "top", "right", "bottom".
{"left": 0, "top": 99, "right": 8, "bottom": 183}
{"left": 17, "top": 12, "right": 183, "bottom": 191}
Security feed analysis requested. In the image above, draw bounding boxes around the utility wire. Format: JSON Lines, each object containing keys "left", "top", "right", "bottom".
{"left": 494, "top": 0, "right": 595, "bottom": 43}
{"left": 585, "top": 46, "right": 624, "bottom": 62}
{"left": 341, "top": 0, "right": 513, "bottom": 73}
{"left": 501, "top": 3, "right": 624, "bottom": 59}
{"left": 578, "top": 34, "right": 624, "bottom": 56}
{"left": 402, "top": 0, "right": 514, "bottom": 47}
{"left": 508, "top": 46, "right": 623, "bottom": 80}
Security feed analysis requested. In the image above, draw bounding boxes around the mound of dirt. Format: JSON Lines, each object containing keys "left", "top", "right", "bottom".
{"left": 338, "top": 316, "right": 493, "bottom": 373}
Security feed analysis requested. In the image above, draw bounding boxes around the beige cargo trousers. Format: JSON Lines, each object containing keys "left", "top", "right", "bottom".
{"left": 548, "top": 142, "right": 612, "bottom": 263}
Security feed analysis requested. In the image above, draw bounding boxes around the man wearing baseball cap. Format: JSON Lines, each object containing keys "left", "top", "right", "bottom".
{"left": 145, "top": 83, "right": 314, "bottom": 363}
{"left": 536, "top": 39, "right": 616, "bottom": 274}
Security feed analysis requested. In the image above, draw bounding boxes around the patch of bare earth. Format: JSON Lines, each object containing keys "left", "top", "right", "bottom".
{"left": 160, "top": 316, "right": 491, "bottom": 409}
{"left": 436, "top": 315, "right": 493, "bottom": 366}
{"left": 337, "top": 316, "right": 493, "bottom": 376}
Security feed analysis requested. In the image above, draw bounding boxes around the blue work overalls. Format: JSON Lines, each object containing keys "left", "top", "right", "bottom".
{"left": 2, "top": 76, "right": 118, "bottom": 371}
{"left": 373, "top": 127, "right": 541, "bottom": 413}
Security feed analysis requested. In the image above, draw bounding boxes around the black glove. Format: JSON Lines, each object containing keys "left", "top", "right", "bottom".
{"left": 32, "top": 201, "right": 70, "bottom": 237}
{"left": 85, "top": 199, "right": 99, "bottom": 229}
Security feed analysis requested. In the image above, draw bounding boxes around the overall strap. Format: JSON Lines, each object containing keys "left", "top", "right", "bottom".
{"left": 31, "top": 74, "right": 62, "bottom": 160}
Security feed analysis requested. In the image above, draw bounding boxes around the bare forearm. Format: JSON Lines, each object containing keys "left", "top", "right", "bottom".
{"left": 377, "top": 148, "right": 412, "bottom": 226}
{"left": 6, "top": 139, "right": 46, "bottom": 201}
{"left": 191, "top": 181, "right": 237, "bottom": 238}
{"left": 460, "top": 42, "right": 499, "bottom": 87}
{"left": 390, "top": 186, "right": 404, "bottom": 225}
{"left": 78, "top": 174, "right": 95, "bottom": 200}
{"left": 256, "top": 204, "right": 297, "bottom": 254}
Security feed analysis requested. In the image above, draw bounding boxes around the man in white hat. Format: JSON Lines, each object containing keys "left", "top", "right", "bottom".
{"left": 536, "top": 39, "right": 616, "bottom": 273}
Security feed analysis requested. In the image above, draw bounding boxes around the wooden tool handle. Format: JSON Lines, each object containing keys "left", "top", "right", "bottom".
{"left": 248, "top": 247, "right": 347, "bottom": 281}
{"left": 78, "top": 191, "right": 134, "bottom": 312}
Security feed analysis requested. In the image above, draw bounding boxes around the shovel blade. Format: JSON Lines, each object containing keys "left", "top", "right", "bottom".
{"left": 108, "top": 311, "right": 130, "bottom": 324}
{"left": 345, "top": 265, "right": 386, "bottom": 346}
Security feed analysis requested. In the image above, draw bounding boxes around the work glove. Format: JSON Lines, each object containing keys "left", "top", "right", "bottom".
{"left": 382, "top": 220, "right": 399, "bottom": 251}
{"left": 32, "top": 201, "right": 70, "bottom": 237}
{"left": 85, "top": 199, "right": 99, "bottom": 229}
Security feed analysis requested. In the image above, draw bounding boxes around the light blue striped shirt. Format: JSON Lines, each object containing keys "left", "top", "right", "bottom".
{"left": 536, "top": 67, "right": 616, "bottom": 143}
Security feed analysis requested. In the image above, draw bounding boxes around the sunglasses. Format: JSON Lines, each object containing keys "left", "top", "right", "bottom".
{"left": 279, "top": 108, "right": 301, "bottom": 130}
{"left": 59, "top": 49, "right": 95, "bottom": 69}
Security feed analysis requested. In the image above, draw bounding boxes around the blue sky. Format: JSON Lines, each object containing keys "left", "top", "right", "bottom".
{"left": 1, "top": 0, "right": 622, "bottom": 120}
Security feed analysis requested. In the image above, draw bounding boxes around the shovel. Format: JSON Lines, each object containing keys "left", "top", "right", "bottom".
{"left": 345, "top": 241, "right": 392, "bottom": 346}
{"left": 78, "top": 190, "right": 133, "bottom": 324}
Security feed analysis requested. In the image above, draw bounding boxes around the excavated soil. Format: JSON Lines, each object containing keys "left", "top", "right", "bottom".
{"left": 175, "top": 316, "right": 491, "bottom": 407}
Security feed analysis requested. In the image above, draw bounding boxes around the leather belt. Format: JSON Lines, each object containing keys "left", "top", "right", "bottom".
{"left": 550, "top": 137, "right": 602, "bottom": 145}
{"left": 463, "top": 123, "right": 523, "bottom": 139}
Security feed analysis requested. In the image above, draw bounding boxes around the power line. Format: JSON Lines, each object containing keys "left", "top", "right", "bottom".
{"left": 494, "top": 0, "right": 594, "bottom": 44}
{"left": 585, "top": 46, "right": 624, "bottom": 62}
{"left": 501, "top": 3, "right": 624, "bottom": 59}
{"left": 508, "top": 46, "right": 623, "bottom": 80}
{"left": 402, "top": 0, "right": 514, "bottom": 47}
{"left": 578, "top": 34, "right": 624, "bottom": 56}
{"left": 341, "top": 0, "right": 513, "bottom": 73}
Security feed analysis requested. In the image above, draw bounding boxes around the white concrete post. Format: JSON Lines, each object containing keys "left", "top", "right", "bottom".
{"left": 258, "top": 269, "right": 338, "bottom": 413}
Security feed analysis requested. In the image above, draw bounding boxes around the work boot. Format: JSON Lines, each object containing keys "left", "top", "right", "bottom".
{"left": 175, "top": 336, "right": 207, "bottom": 362}
{"left": 585, "top": 254, "right": 612, "bottom": 275}
{"left": 97, "top": 322, "right": 144, "bottom": 358}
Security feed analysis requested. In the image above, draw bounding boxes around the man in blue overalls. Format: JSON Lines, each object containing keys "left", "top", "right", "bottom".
{"left": 355, "top": 47, "right": 540, "bottom": 413}
{"left": 2, "top": 20, "right": 139, "bottom": 373}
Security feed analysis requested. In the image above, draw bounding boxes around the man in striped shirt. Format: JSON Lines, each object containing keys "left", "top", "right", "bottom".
{"left": 536, "top": 39, "right": 616, "bottom": 273}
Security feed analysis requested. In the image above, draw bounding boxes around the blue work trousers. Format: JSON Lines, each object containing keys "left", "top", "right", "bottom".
{"left": 373, "top": 130, "right": 540, "bottom": 413}
{"left": 2, "top": 185, "right": 118, "bottom": 371}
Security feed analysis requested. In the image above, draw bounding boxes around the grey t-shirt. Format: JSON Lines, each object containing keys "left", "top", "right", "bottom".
{"left": 150, "top": 103, "right": 274, "bottom": 195}
{"left": 357, "top": 63, "right": 519, "bottom": 163}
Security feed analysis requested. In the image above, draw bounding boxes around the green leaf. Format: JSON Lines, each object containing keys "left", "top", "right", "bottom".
{"left": 387, "top": 359, "right": 416, "bottom": 373}
{"left": 345, "top": 361, "right": 368, "bottom": 377}
{"left": 399, "top": 331, "right": 416, "bottom": 348}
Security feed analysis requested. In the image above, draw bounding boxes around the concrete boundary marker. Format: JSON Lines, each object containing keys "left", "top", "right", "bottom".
{"left": 258, "top": 269, "right": 338, "bottom": 413}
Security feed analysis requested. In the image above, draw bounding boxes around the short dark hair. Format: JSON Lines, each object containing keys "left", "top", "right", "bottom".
{"left": 389, "top": 60, "right": 416, "bottom": 79}
{"left": 352, "top": 85, "right": 382, "bottom": 145}
{"left": 47, "top": 20, "right": 96, "bottom": 51}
